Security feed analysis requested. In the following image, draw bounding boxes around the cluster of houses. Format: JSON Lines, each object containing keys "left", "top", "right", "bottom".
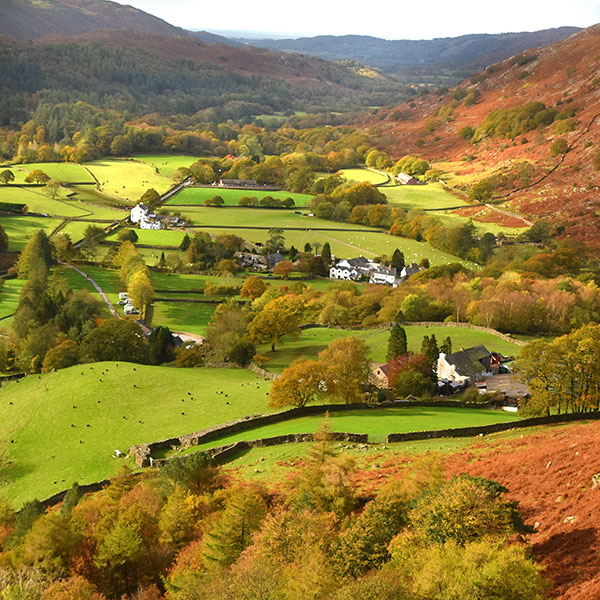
{"left": 234, "top": 251, "right": 285, "bottom": 271}
{"left": 373, "top": 343, "right": 526, "bottom": 404}
{"left": 329, "top": 256, "right": 423, "bottom": 287}
{"left": 129, "top": 203, "right": 185, "bottom": 231}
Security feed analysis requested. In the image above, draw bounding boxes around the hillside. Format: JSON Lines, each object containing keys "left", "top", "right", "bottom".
{"left": 239, "top": 28, "right": 580, "bottom": 82}
{"left": 0, "top": 0, "right": 231, "bottom": 43}
{"left": 365, "top": 24, "right": 600, "bottom": 244}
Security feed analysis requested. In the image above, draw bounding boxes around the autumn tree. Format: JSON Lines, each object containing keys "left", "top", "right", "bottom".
{"left": 24, "top": 169, "right": 50, "bottom": 184}
{"left": 16, "top": 230, "right": 54, "bottom": 278}
{"left": 248, "top": 294, "right": 303, "bottom": 352}
{"left": 80, "top": 225, "right": 105, "bottom": 264}
{"left": 269, "top": 359, "right": 328, "bottom": 407}
{"left": 140, "top": 188, "right": 161, "bottom": 211}
{"left": 240, "top": 276, "right": 267, "bottom": 300}
{"left": 273, "top": 260, "right": 294, "bottom": 279}
{"left": 80, "top": 319, "right": 148, "bottom": 363}
{"left": 318, "top": 337, "right": 370, "bottom": 404}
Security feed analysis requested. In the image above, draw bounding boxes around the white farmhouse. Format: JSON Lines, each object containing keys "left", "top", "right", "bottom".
{"left": 130, "top": 202, "right": 163, "bottom": 230}
{"left": 329, "top": 264, "right": 360, "bottom": 280}
{"left": 437, "top": 345, "right": 493, "bottom": 386}
{"left": 369, "top": 265, "right": 397, "bottom": 286}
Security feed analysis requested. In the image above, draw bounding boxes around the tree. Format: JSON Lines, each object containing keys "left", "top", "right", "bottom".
{"left": 80, "top": 225, "right": 105, "bottom": 264}
{"left": 127, "top": 269, "right": 154, "bottom": 320}
{"left": 0, "top": 170, "right": 15, "bottom": 184}
{"left": 16, "top": 230, "right": 54, "bottom": 278}
{"left": 51, "top": 233, "right": 74, "bottom": 262}
{"left": 118, "top": 228, "right": 138, "bottom": 243}
{"left": 147, "top": 326, "right": 176, "bottom": 365}
{"left": 45, "top": 180, "right": 61, "bottom": 200}
{"left": 206, "top": 300, "right": 251, "bottom": 363}
{"left": 41, "top": 339, "right": 79, "bottom": 372}
{"left": 439, "top": 336, "right": 452, "bottom": 355}
{"left": 269, "top": 359, "right": 328, "bottom": 407}
{"left": 392, "top": 369, "right": 436, "bottom": 398}
{"left": 421, "top": 334, "right": 439, "bottom": 371}
{"left": 248, "top": 295, "right": 303, "bottom": 352}
{"left": 321, "top": 242, "right": 332, "bottom": 266}
{"left": 80, "top": 319, "right": 148, "bottom": 363}
{"left": 179, "top": 234, "right": 191, "bottom": 251}
{"left": 318, "top": 337, "right": 370, "bottom": 404}
{"left": 161, "top": 452, "right": 220, "bottom": 495}
{"left": 309, "top": 255, "right": 328, "bottom": 277}
{"left": 140, "top": 188, "right": 161, "bottom": 211}
{"left": 391, "top": 248, "right": 405, "bottom": 270}
{"left": 41, "top": 576, "right": 106, "bottom": 600}
{"left": 550, "top": 137, "right": 569, "bottom": 156}
{"left": 24, "top": 169, "right": 50, "bottom": 184}
{"left": 240, "top": 276, "right": 267, "bottom": 300}
{"left": 387, "top": 323, "right": 407, "bottom": 360}
{"left": 265, "top": 228, "right": 285, "bottom": 253}
{"left": 273, "top": 260, "right": 294, "bottom": 279}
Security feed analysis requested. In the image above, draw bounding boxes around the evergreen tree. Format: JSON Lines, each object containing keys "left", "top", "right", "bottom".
{"left": 321, "top": 242, "right": 332, "bottom": 266}
{"left": 387, "top": 323, "right": 408, "bottom": 360}
{"left": 179, "top": 234, "right": 191, "bottom": 251}
{"left": 60, "top": 482, "right": 82, "bottom": 517}
{"left": 391, "top": 248, "right": 405, "bottom": 270}
{"left": 421, "top": 334, "right": 439, "bottom": 370}
{"left": 288, "top": 245, "right": 298, "bottom": 261}
{"left": 440, "top": 335, "right": 452, "bottom": 355}
{"left": 16, "top": 230, "right": 54, "bottom": 278}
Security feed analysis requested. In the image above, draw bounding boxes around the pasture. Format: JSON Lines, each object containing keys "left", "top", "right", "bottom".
{"left": 0, "top": 363, "right": 274, "bottom": 507}
{"left": 149, "top": 301, "right": 217, "bottom": 335}
{"left": 164, "top": 405, "right": 520, "bottom": 452}
{"left": 341, "top": 168, "right": 389, "bottom": 185}
{"left": 167, "top": 187, "right": 312, "bottom": 207}
{"left": 0, "top": 216, "right": 62, "bottom": 251}
{"left": 7, "top": 162, "right": 95, "bottom": 184}
{"left": 131, "top": 155, "right": 200, "bottom": 178}
{"left": 85, "top": 159, "right": 172, "bottom": 203}
{"left": 258, "top": 325, "right": 524, "bottom": 372}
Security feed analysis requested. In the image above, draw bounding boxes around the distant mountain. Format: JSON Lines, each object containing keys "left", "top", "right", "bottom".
{"left": 238, "top": 28, "right": 581, "bottom": 79}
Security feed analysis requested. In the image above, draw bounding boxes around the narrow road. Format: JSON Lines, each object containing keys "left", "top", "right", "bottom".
{"left": 59, "top": 262, "right": 121, "bottom": 319}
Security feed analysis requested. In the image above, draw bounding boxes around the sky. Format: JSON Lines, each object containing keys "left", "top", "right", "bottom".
{"left": 112, "top": 0, "right": 600, "bottom": 39}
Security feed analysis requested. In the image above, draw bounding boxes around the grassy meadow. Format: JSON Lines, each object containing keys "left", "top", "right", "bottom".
{"left": 85, "top": 158, "right": 172, "bottom": 203}
{"left": 167, "top": 187, "right": 312, "bottom": 207}
{"left": 0, "top": 216, "right": 62, "bottom": 251}
{"left": 0, "top": 363, "right": 274, "bottom": 507}
{"left": 131, "top": 155, "right": 201, "bottom": 178}
{"left": 8, "top": 162, "right": 95, "bottom": 184}
{"left": 258, "top": 325, "right": 524, "bottom": 372}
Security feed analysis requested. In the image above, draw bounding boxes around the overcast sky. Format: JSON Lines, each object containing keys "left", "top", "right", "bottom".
{"left": 113, "top": 0, "right": 600, "bottom": 39}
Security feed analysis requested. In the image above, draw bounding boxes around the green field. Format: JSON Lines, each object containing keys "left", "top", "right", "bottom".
{"left": 106, "top": 227, "right": 187, "bottom": 247}
{"left": 85, "top": 158, "right": 172, "bottom": 203}
{"left": 0, "top": 278, "right": 25, "bottom": 325}
{"left": 0, "top": 363, "right": 274, "bottom": 507}
{"left": 59, "top": 221, "right": 113, "bottom": 244}
{"left": 341, "top": 168, "right": 390, "bottom": 185}
{"left": 167, "top": 187, "right": 313, "bottom": 207}
{"left": 149, "top": 301, "right": 217, "bottom": 335}
{"left": 8, "top": 162, "right": 95, "bottom": 184}
{"left": 164, "top": 406, "right": 520, "bottom": 452}
{"left": 131, "top": 155, "right": 201, "bottom": 178}
{"left": 174, "top": 206, "right": 363, "bottom": 229}
{"left": 0, "top": 216, "right": 62, "bottom": 251}
{"left": 258, "top": 325, "right": 524, "bottom": 372}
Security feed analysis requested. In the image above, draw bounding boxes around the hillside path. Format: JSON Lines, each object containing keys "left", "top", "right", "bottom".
{"left": 59, "top": 261, "right": 121, "bottom": 319}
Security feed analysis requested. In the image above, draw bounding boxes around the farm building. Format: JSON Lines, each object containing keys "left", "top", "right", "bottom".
{"left": 130, "top": 203, "right": 163, "bottom": 230}
{"left": 396, "top": 172, "right": 420, "bottom": 185}
{"left": 369, "top": 265, "right": 397, "bottom": 286}
{"left": 437, "top": 345, "right": 496, "bottom": 385}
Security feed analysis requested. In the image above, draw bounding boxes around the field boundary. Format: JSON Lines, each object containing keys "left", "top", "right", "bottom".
{"left": 386, "top": 411, "right": 600, "bottom": 442}
{"left": 402, "top": 321, "right": 528, "bottom": 347}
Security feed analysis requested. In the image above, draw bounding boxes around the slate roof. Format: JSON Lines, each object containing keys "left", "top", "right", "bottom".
{"left": 444, "top": 344, "right": 491, "bottom": 377}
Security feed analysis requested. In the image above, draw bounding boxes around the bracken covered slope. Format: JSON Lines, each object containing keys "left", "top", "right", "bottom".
{"left": 365, "top": 25, "right": 600, "bottom": 243}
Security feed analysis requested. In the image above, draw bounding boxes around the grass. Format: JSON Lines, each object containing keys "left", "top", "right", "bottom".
{"left": 0, "top": 363, "right": 275, "bottom": 507}
{"left": 341, "top": 168, "right": 389, "bottom": 185}
{"left": 167, "top": 187, "right": 312, "bottom": 207}
{"left": 59, "top": 221, "right": 112, "bottom": 244}
{"left": 0, "top": 216, "right": 62, "bottom": 251}
{"left": 163, "top": 406, "right": 521, "bottom": 453}
{"left": 7, "top": 162, "right": 95, "bottom": 184}
{"left": 130, "top": 155, "right": 201, "bottom": 178}
{"left": 258, "top": 325, "right": 524, "bottom": 372}
{"left": 85, "top": 158, "right": 172, "bottom": 203}
{"left": 106, "top": 227, "right": 188, "bottom": 247}
{"left": 173, "top": 207, "right": 364, "bottom": 230}
{"left": 148, "top": 302, "right": 217, "bottom": 335}
{"left": 0, "top": 278, "right": 25, "bottom": 322}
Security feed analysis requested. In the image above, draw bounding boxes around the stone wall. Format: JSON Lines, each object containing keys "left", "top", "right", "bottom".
{"left": 386, "top": 411, "right": 600, "bottom": 443}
